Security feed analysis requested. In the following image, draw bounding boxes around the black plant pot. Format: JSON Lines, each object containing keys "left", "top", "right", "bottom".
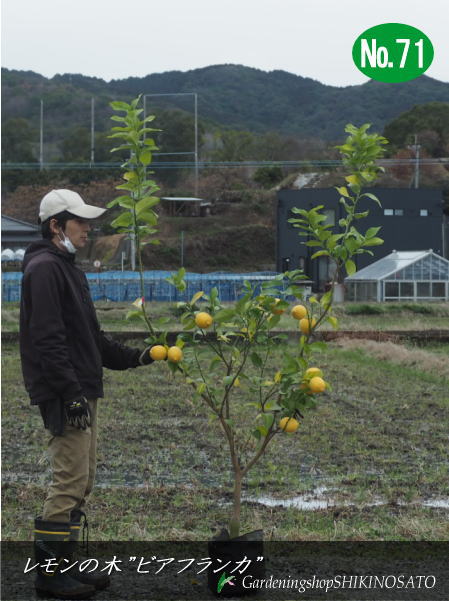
{"left": 207, "top": 529, "right": 265, "bottom": 597}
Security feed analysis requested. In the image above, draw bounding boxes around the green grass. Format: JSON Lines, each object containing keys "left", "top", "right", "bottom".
{"left": 2, "top": 301, "right": 449, "bottom": 332}
{"left": 2, "top": 340, "right": 448, "bottom": 541}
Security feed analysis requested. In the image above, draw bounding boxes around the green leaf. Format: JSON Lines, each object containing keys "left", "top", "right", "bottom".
{"left": 264, "top": 400, "right": 282, "bottom": 411}
{"left": 252, "top": 429, "right": 262, "bottom": 440}
{"left": 335, "top": 186, "right": 350, "bottom": 198}
{"left": 119, "top": 198, "right": 135, "bottom": 209}
{"left": 250, "top": 352, "right": 263, "bottom": 368}
{"left": 362, "top": 192, "right": 382, "bottom": 207}
{"left": 135, "top": 197, "right": 160, "bottom": 215}
{"left": 262, "top": 413, "right": 275, "bottom": 430}
{"left": 182, "top": 319, "right": 196, "bottom": 330}
{"left": 106, "top": 195, "right": 132, "bottom": 208}
{"left": 308, "top": 341, "right": 327, "bottom": 352}
{"left": 365, "top": 226, "right": 381, "bottom": 238}
{"left": 345, "top": 259, "right": 357, "bottom": 275}
{"left": 320, "top": 290, "right": 333, "bottom": 308}
{"left": 110, "top": 101, "right": 131, "bottom": 111}
{"left": 110, "top": 115, "right": 127, "bottom": 123}
{"left": 311, "top": 250, "right": 330, "bottom": 259}
{"left": 137, "top": 210, "right": 158, "bottom": 226}
{"left": 327, "top": 315, "right": 338, "bottom": 329}
{"left": 364, "top": 237, "right": 384, "bottom": 247}
{"left": 190, "top": 291, "right": 204, "bottom": 305}
{"left": 213, "top": 308, "right": 236, "bottom": 324}
{"left": 209, "top": 356, "right": 222, "bottom": 371}
{"left": 111, "top": 212, "right": 133, "bottom": 228}
{"left": 140, "top": 149, "right": 153, "bottom": 166}
{"left": 125, "top": 310, "right": 144, "bottom": 321}
{"left": 304, "top": 240, "right": 323, "bottom": 247}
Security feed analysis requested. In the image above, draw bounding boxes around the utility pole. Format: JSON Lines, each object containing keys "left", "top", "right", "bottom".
{"left": 180, "top": 231, "right": 185, "bottom": 267}
{"left": 143, "top": 92, "right": 199, "bottom": 195}
{"left": 413, "top": 134, "right": 420, "bottom": 189}
{"left": 194, "top": 93, "right": 198, "bottom": 197}
{"left": 90, "top": 98, "right": 95, "bottom": 166}
{"left": 39, "top": 100, "right": 44, "bottom": 170}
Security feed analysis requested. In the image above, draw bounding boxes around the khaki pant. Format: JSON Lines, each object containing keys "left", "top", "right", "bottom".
{"left": 42, "top": 400, "right": 97, "bottom": 523}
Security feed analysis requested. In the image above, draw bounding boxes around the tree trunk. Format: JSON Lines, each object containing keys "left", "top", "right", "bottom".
{"left": 229, "top": 468, "right": 242, "bottom": 539}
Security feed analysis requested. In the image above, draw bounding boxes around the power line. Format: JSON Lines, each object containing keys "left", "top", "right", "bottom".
{"left": 2, "top": 158, "right": 449, "bottom": 171}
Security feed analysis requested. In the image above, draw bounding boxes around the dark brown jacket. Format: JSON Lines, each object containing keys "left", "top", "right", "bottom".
{"left": 20, "top": 240, "right": 141, "bottom": 406}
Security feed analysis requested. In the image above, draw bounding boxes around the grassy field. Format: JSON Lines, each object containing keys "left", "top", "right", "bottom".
{"left": 3, "top": 301, "right": 449, "bottom": 332}
{"left": 2, "top": 326, "right": 448, "bottom": 541}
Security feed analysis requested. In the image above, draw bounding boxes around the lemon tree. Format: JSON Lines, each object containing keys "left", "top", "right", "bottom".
{"left": 108, "top": 98, "right": 387, "bottom": 539}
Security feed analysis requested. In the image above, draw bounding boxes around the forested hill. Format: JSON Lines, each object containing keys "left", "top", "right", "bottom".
{"left": 2, "top": 64, "right": 449, "bottom": 140}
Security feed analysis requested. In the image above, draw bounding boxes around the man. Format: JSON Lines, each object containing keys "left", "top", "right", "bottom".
{"left": 20, "top": 189, "right": 154, "bottom": 599}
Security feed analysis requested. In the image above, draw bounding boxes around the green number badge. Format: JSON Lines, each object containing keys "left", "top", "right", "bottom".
{"left": 352, "top": 23, "right": 434, "bottom": 83}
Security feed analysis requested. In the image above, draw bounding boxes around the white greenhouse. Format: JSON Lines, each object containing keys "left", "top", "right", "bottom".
{"left": 345, "top": 250, "right": 449, "bottom": 302}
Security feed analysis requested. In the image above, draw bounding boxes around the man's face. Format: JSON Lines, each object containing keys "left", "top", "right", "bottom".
{"left": 64, "top": 218, "right": 92, "bottom": 249}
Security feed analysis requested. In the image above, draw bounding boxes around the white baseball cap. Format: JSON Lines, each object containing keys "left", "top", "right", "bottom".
{"left": 39, "top": 189, "right": 107, "bottom": 223}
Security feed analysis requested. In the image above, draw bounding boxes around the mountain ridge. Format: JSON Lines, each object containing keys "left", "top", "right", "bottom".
{"left": 2, "top": 64, "right": 449, "bottom": 141}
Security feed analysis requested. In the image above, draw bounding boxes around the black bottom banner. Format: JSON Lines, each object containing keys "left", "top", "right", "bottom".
{"left": 2, "top": 541, "right": 448, "bottom": 600}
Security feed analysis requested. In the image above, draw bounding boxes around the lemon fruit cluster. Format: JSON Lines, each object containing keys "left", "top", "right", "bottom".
{"left": 291, "top": 304, "right": 307, "bottom": 320}
{"left": 150, "top": 345, "right": 183, "bottom": 363}
{"left": 167, "top": 346, "right": 183, "bottom": 363}
{"left": 299, "top": 317, "right": 317, "bottom": 335}
{"left": 149, "top": 345, "right": 167, "bottom": 361}
{"left": 279, "top": 416, "right": 300, "bottom": 433}
{"left": 195, "top": 312, "right": 213, "bottom": 329}
{"left": 301, "top": 367, "right": 327, "bottom": 394}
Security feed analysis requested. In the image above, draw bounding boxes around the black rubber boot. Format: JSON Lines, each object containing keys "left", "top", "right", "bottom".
{"left": 34, "top": 517, "right": 96, "bottom": 599}
{"left": 67, "top": 510, "right": 110, "bottom": 591}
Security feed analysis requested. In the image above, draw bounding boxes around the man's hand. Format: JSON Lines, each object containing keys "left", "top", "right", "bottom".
{"left": 139, "top": 346, "right": 155, "bottom": 366}
{"left": 64, "top": 397, "right": 91, "bottom": 429}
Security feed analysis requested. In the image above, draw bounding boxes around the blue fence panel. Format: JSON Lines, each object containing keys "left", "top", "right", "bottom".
{"left": 2, "top": 270, "right": 282, "bottom": 302}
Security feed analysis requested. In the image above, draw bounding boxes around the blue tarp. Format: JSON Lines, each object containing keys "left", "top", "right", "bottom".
{"left": 2, "top": 270, "right": 282, "bottom": 302}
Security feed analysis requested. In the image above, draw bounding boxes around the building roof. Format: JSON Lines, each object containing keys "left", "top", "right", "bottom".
{"left": 1, "top": 215, "right": 39, "bottom": 233}
{"left": 345, "top": 250, "right": 449, "bottom": 281}
{"left": 161, "top": 197, "right": 204, "bottom": 202}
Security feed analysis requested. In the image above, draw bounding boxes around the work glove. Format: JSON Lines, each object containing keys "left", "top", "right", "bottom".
{"left": 64, "top": 397, "right": 91, "bottom": 430}
{"left": 139, "top": 346, "right": 155, "bottom": 366}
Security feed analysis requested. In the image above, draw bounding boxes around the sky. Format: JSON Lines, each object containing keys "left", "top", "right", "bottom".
{"left": 2, "top": 0, "right": 448, "bottom": 87}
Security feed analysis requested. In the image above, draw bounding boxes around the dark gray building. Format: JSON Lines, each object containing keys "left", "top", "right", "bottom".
{"left": 1, "top": 215, "right": 40, "bottom": 250}
{"left": 277, "top": 188, "right": 448, "bottom": 290}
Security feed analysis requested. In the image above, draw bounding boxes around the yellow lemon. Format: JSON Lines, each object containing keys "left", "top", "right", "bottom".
{"left": 299, "top": 317, "right": 317, "bottom": 335}
{"left": 233, "top": 377, "right": 241, "bottom": 387}
{"left": 149, "top": 345, "right": 167, "bottom": 361}
{"left": 305, "top": 367, "right": 323, "bottom": 378}
{"left": 279, "top": 417, "right": 300, "bottom": 433}
{"left": 309, "top": 376, "right": 326, "bottom": 393}
{"left": 167, "top": 346, "right": 183, "bottom": 363}
{"left": 291, "top": 304, "right": 307, "bottom": 320}
{"left": 195, "top": 312, "right": 213, "bottom": 329}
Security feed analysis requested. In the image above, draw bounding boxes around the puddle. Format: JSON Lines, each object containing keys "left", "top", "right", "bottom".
{"left": 244, "top": 487, "right": 449, "bottom": 511}
{"left": 244, "top": 487, "right": 333, "bottom": 510}
{"left": 421, "top": 499, "right": 449, "bottom": 509}
{"left": 243, "top": 486, "right": 341, "bottom": 511}
{"left": 4, "top": 470, "right": 449, "bottom": 510}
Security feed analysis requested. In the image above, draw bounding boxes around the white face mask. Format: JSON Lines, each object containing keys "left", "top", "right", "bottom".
{"left": 58, "top": 230, "right": 77, "bottom": 254}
